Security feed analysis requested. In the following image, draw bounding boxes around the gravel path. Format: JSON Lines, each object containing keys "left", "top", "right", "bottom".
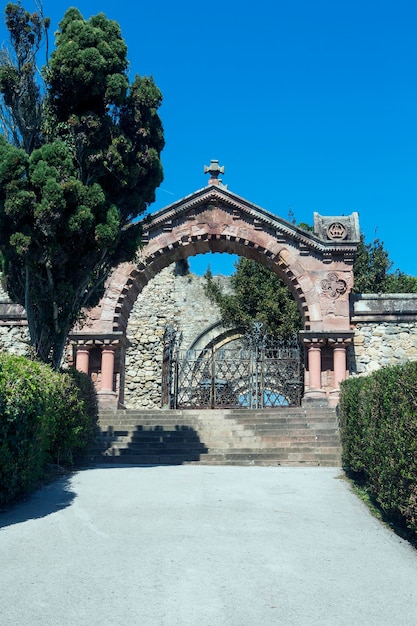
{"left": 1, "top": 466, "right": 417, "bottom": 625}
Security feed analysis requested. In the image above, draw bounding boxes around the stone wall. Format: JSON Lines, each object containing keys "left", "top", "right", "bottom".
{"left": 349, "top": 322, "right": 417, "bottom": 375}
{"left": 0, "top": 281, "right": 30, "bottom": 356}
{"left": 0, "top": 322, "right": 31, "bottom": 357}
{"left": 124, "top": 264, "right": 230, "bottom": 409}
{"left": 348, "top": 294, "right": 417, "bottom": 376}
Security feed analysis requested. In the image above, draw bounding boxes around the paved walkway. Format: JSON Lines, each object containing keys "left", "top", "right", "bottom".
{"left": 1, "top": 466, "right": 417, "bottom": 625}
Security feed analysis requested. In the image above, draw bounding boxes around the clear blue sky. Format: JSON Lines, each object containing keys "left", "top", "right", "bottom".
{"left": 1, "top": 1, "right": 416, "bottom": 276}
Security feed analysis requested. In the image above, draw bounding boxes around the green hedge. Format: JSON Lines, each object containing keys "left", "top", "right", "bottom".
{"left": 46, "top": 368, "right": 98, "bottom": 466}
{"left": 339, "top": 362, "right": 417, "bottom": 532}
{"left": 0, "top": 354, "right": 98, "bottom": 506}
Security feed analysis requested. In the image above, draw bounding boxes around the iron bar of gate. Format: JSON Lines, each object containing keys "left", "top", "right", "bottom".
{"left": 246, "top": 321, "right": 267, "bottom": 409}
{"left": 167, "top": 330, "right": 303, "bottom": 410}
{"left": 211, "top": 345, "right": 215, "bottom": 408}
{"left": 173, "top": 355, "right": 179, "bottom": 409}
{"left": 162, "top": 325, "right": 182, "bottom": 408}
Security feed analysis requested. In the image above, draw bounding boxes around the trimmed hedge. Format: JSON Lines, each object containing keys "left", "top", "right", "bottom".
{"left": 0, "top": 354, "right": 98, "bottom": 506}
{"left": 46, "top": 368, "right": 98, "bottom": 466}
{"left": 339, "top": 362, "right": 417, "bottom": 532}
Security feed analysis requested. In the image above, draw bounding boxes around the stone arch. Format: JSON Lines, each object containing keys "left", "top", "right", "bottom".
{"left": 73, "top": 182, "right": 360, "bottom": 408}
{"left": 110, "top": 240, "right": 311, "bottom": 336}
{"left": 188, "top": 321, "right": 242, "bottom": 354}
{"left": 89, "top": 185, "right": 358, "bottom": 336}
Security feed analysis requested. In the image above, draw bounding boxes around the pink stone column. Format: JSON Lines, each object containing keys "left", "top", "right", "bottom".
{"left": 308, "top": 343, "right": 322, "bottom": 389}
{"left": 101, "top": 346, "right": 115, "bottom": 392}
{"left": 75, "top": 346, "right": 90, "bottom": 375}
{"left": 333, "top": 343, "right": 347, "bottom": 388}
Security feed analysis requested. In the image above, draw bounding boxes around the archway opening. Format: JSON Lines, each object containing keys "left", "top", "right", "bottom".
{"left": 123, "top": 254, "right": 304, "bottom": 410}
{"left": 188, "top": 251, "right": 239, "bottom": 276}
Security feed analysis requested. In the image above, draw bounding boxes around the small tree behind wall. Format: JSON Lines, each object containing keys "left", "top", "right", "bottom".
{"left": 204, "top": 258, "right": 302, "bottom": 340}
{"left": 0, "top": 4, "right": 164, "bottom": 368}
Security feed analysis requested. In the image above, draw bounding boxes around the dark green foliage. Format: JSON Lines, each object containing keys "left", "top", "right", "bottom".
{"left": 384, "top": 271, "right": 417, "bottom": 294}
{"left": 0, "top": 354, "right": 98, "bottom": 506}
{"left": 204, "top": 258, "right": 302, "bottom": 339}
{"left": 46, "top": 368, "right": 98, "bottom": 466}
{"left": 0, "top": 354, "right": 50, "bottom": 503}
{"left": 339, "top": 363, "right": 417, "bottom": 533}
{"left": 338, "top": 376, "right": 371, "bottom": 475}
{"left": 0, "top": 6, "right": 164, "bottom": 368}
{"left": 353, "top": 234, "right": 417, "bottom": 293}
{"left": 0, "top": 2, "right": 49, "bottom": 152}
{"left": 353, "top": 234, "right": 391, "bottom": 293}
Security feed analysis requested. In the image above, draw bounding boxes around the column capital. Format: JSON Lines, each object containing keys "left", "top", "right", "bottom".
{"left": 302, "top": 338, "right": 326, "bottom": 347}
{"left": 101, "top": 344, "right": 117, "bottom": 352}
{"left": 68, "top": 332, "right": 130, "bottom": 349}
{"left": 75, "top": 344, "right": 92, "bottom": 352}
{"left": 327, "top": 336, "right": 352, "bottom": 346}
{"left": 300, "top": 330, "right": 354, "bottom": 347}
{"left": 75, "top": 345, "right": 91, "bottom": 375}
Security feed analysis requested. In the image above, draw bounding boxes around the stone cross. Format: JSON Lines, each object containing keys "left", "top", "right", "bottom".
{"left": 204, "top": 160, "right": 225, "bottom": 186}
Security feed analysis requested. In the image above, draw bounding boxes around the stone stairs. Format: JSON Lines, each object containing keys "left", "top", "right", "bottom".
{"left": 90, "top": 407, "right": 342, "bottom": 467}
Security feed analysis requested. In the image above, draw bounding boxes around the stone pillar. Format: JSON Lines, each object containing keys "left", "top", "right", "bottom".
{"left": 333, "top": 342, "right": 347, "bottom": 387}
{"left": 302, "top": 338, "right": 327, "bottom": 405}
{"left": 307, "top": 342, "right": 323, "bottom": 389}
{"left": 101, "top": 346, "right": 116, "bottom": 392}
{"left": 328, "top": 337, "right": 352, "bottom": 407}
{"left": 97, "top": 344, "right": 118, "bottom": 409}
{"left": 75, "top": 345, "right": 90, "bottom": 375}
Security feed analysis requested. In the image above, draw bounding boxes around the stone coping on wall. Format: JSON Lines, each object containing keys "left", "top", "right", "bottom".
{"left": 68, "top": 332, "right": 130, "bottom": 347}
{"left": 299, "top": 330, "right": 354, "bottom": 343}
{"left": 351, "top": 294, "right": 417, "bottom": 322}
{"left": 0, "top": 302, "right": 27, "bottom": 325}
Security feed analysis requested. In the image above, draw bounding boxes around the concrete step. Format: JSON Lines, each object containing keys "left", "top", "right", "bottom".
{"left": 97, "top": 421, "right": 338, "bottom": 433}
{"left": 98, "top": 408, "right": 338, "bottom": 421}
{"left": 89, "top": 451, "right": 341, "bottom": 467}
{"left": 91, "top": 407, "right": 341, "bottom": 467}
{"left": 93, "top": 442, "right": 341, "bottom": 457}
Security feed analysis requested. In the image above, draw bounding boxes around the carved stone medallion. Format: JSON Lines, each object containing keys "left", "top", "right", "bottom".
{"left": 326, "top": 222, "right": 347, "bottom": 240}
{"left": 321, "top": 272, "right": 347, "bottom": 299}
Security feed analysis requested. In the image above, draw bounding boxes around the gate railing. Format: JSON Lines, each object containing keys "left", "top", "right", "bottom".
{"left": 162, "top": 326, "right": 303, "bottom": 409}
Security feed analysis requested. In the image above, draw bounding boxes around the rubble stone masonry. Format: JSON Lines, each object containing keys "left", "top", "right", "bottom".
{"left": 348, "top": 294, "right": 417, "bottom": 376}
{"left": 349, "top": 322, "right": 417, "bottom": 375}
{"left": 123, "top": 264, "right": 229, "bottom": 409}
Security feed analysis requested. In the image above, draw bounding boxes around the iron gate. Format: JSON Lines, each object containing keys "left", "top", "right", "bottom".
{"left": 162, "top": 326, "right": 303, "bottom": 409}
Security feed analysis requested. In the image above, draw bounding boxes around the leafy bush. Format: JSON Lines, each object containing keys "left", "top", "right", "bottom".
{"left": 0, "top": 354, "right": 98, "bottom": 506}
{"left": 0, "top": 355, "right": 51, "bottom": 504}
{"left": 338, "top": 376, "right": 370, "bottom": 475}
{"left": 46, "top": 368, "right": 98, "bottom": 465}
{"left": 339, "top": 362, "right": 417, "bottom": 532}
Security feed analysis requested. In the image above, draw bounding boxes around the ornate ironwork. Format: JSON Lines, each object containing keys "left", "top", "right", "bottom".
{"left": 161, "top": 325, "right": 182, "bottom": 408}
{"left": 163, "top": 324, "right": 303, "bottom": 409}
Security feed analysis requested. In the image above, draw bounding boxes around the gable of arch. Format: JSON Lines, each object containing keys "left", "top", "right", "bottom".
{"left": 80, "top": 185, "right": 359, "bottom": 336}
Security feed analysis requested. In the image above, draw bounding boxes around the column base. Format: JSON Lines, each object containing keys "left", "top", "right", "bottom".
{"left": 97, "top": 390, "right": 118, "bottom": 410}
{"left": 302, "top": 389, "right": 329, "bottom": 407}
{"left": 328, "top": 389, "right": 341, "bottom": 408}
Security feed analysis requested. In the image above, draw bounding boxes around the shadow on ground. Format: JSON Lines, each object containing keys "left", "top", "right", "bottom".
{"left": 0, "top": 474, "right": 75, "bottom": 529}
{"left": 93, "top": 424, "right": 208, "bottom": 465}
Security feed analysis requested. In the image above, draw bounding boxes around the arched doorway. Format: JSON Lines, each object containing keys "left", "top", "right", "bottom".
{"left": 71, "top": 162, "right": 359, "bottom": 408}
{"left": 164, "top": 328, "right": 303, "bottom": 410}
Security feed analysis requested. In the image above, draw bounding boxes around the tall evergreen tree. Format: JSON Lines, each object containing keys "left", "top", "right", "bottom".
{"left": 0, "top": 5, "right": 164, "bottom": 368}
